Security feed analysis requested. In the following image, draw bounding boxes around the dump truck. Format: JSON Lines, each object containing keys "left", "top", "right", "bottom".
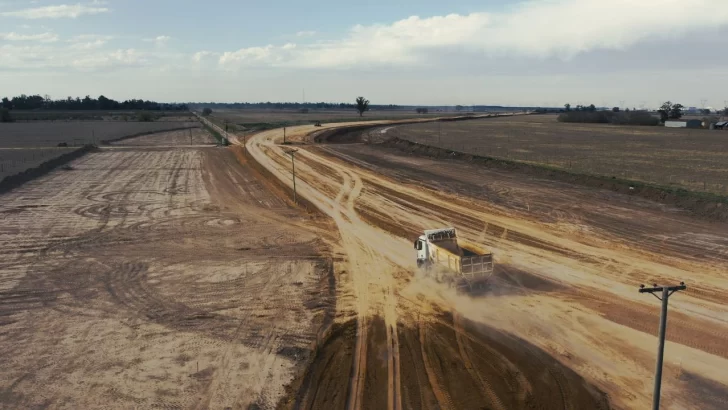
{"left": 414, "top": 227, "right": 494, "bottom": 288}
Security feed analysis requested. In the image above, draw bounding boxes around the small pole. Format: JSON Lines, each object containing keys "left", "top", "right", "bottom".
{"left": 284, "top": 127, "right": 287, "bottom": 144}
{"left": 189, "top": 128, "right": 192, "bottom": 145}
{"left": 639, "top": 282, "right": 687, "bottom": 410}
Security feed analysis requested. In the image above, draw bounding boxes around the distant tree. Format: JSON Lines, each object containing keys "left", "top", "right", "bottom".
{"left": 355, "top": 96, "right": 369, "bottom": 117}
{"left": 1, "top": 97, "right": 11, "bottom": 109}
{"left": 416, "top": 108, "right": 429, "bottom": 114}
{"left": 564, "top": 103, "right": 571, "bottom": 112}
{"left": 455, "top": 105, "right": 464, "bottom": 111}
{"left": 669, "top": 103, "right": 684, "bottom": 120}
{"left": 625, "top": 108, "right": 630, "bottom": 112}
{"left": 202, "top": 108, "right": 213, "bottom": 116}
{"left": 612, "top": 107, "right": 620, "bottom": 112}
{"left": 587, "top": 104, "right": 596, "bottom": 112}
{"left": 0, "top": 108, "right": 12, "bottom": 122}
{"left": 724, "top": 107, "right": 728, "bottom": 116}
{"left": 701, "top": 108, "right": 711, "bottom": 115}
{"left": 658, "top": 101, "right": 672, "bottom": 122}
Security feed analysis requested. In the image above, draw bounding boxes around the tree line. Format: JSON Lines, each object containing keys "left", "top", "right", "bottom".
{"left": 1, "top": 94, "right": 188, "bottom": 111}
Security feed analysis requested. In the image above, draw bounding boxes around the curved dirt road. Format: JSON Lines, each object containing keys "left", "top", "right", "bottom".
{"left": 221, "top": 118, "right": 728, "bottom": 410}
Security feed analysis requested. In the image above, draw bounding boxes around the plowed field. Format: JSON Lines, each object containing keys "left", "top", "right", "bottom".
{"left": 0, "top": 129, "right": 334, "bottom": 409}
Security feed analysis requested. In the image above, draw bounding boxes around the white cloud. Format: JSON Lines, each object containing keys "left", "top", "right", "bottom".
{"left": 296, "top": 31, "right": 316, "bottom": 37}
{"left": 217, "top": 0, "right": 728, "bottom": 69}
{"left": 67, "top": 34, "right": 113, "bottom": 50}
{"left": 0, "top": 3, "right": 110, "bottom": 19}
{"left": 144, "top": 35, "right": 171, "bottom": 47}
{"left": 70, "top": 39, "right": 107, "bottom": 49}
{"left": 71, "top": 49, "right": 144, "bottom": 70}
{"left": 0, "top": 32, "right": 58, "bottom": 42}
{"left": 192, "top": 50, "right": 217, "bottom": 62}
{"left": 219, "top": 45, "right": 278, "bottom": 67}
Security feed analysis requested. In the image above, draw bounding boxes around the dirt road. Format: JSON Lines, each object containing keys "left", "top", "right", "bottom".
{"left": 0, "top": 130, "right": 334, "bottom": 409}
{"left": 238, "top": 122, "right": 728, "bottom": 409}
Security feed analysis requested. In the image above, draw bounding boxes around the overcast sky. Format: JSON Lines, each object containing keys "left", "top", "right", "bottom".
{"left": 1, "top": 0, "right": 727, "bottom": 108}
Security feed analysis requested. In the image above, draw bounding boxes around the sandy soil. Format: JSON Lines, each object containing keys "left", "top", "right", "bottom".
{"left": 0, "top": 130, "right": 334, "bottom": 409}
{"left": 229, "top": 119, "right": 728, "bottom": 410}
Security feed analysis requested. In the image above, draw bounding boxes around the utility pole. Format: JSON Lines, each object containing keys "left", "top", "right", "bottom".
{"left": 639, "top": 282, "right": 687, "bottom": 410}
{"left": 285, "top": 149, "right": 298, "bottom": 203}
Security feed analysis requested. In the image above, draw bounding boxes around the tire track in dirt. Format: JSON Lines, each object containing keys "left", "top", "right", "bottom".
{"left": 453, "top": 312, "right": 507, "bottom": 410}
{"left": 242, "top": 124, "right": 618, "bottom": 409}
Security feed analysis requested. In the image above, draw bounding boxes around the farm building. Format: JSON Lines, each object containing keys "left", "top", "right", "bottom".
{"left": 665, "top": 119, "right": 702, "bottom": 128}
{"left": 715, "top": 121, "right": 728, "bottom": 130}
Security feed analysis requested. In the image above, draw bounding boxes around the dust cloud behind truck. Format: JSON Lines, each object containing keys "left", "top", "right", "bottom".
{"left": 414, "top": 227, "right": 493, "bottom": 288}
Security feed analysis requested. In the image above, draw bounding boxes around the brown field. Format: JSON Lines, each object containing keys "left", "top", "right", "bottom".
{"left": 388, "top": 114, "right": 728, "bottom": 194}
{"left": 9, "top": 110, "right": 195, "bottom": 122}
{"left": 0, "top": 121, "right": 200, "bottom": 147}
{"left": 2, "top": 117, "right": 727, "bottom": 409}
{"left": 206, "top": 108, "right": 475, "bottom": 130}
{"left": 0, "top": 128, "right": 334, "bottom": 409}
{"left": 109, "top": 127, "right": 216, "bottom": 146}
{"left": 0, "top": 147, "right": 77, "bottom": 180}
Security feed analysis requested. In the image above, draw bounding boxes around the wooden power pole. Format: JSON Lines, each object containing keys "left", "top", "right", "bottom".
{"left": 639, "top": 282, "right": 687, "bottom": 410}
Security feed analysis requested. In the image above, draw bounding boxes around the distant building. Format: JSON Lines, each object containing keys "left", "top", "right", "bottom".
{"left": 665, "top": 120, "right": 702, "bottom": 128}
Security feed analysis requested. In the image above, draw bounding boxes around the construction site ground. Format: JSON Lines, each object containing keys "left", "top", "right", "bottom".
{"left": 0, "top": 130, "right": 335, "bottom": 409}
{"left": 1, "top": 120, "right": 727, "bottom": 409}
{"left": 235, "top": 122, "right": 728, "bottom": 410}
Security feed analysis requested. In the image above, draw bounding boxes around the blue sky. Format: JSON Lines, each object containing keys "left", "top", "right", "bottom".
{"left": 1, "top": 0, "right": 728, "bottom": 108}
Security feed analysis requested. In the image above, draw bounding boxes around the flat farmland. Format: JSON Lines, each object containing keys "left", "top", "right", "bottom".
{"left": 109, "top": 127, "right": 216, "bottom": 146}
{"left": 0, "top": 147, "right": 77, "bottom": 180}
{"left": 390, "top": 114, "right": 728, "bottom": 194}
{"left": 0, "top": 129, "right": 334, "bottom": 409}
{"left": 207, "top": 108, "right": 474, "bottom": 130}
{"left": 0, "top": 121, "right": 200, "bottom": 147}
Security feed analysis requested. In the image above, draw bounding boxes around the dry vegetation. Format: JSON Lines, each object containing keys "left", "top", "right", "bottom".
{"left": 391, "top": 114, "right": 728, "bottom": 194}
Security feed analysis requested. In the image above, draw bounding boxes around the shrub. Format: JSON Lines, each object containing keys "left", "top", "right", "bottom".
{"left": 137, "top": 112, "right": 154, "bottom": 122}
{"left": 202, "top": 108, "right": 213, "bottom": 116}
{"left": 558, "top": 110, "right": 658, "bottom": 126}
{"left": 611, "top": 111, "right": 659, "bottom": 126}
{"left": 557, "top": 111, "right": 611, "bottom": 123}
